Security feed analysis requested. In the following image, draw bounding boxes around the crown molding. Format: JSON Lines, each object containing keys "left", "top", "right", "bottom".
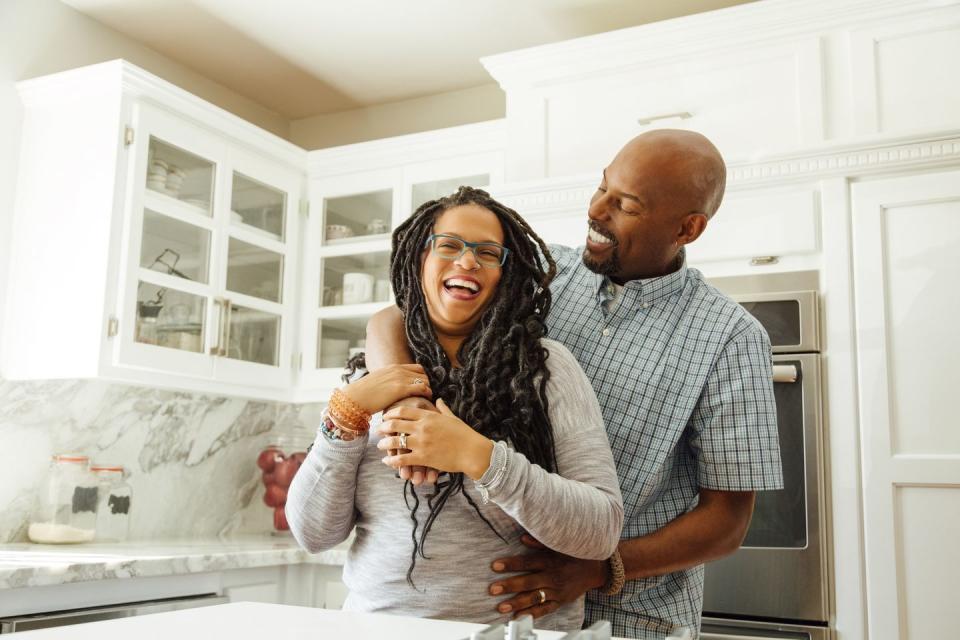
{"left": 306, "top": 120, "right": 506, "bottom": 177}
{"left": 481, "top": 0, "right": 954, "bottom": 89}
{"left": 17, "top": 60, "right": 307, "bottom": 171}
{"left": 492, "top": 130, "right": 960, "bottom": 217}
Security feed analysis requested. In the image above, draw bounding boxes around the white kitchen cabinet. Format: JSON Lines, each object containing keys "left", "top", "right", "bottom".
{"left": 849, "top": 168, "right": 960, "bottom": 640}
{"left": 297, "top": 126, "right": 504, "bottom": 399}
{"left": 3, "top": 61, "right": 306, "bottom": 400}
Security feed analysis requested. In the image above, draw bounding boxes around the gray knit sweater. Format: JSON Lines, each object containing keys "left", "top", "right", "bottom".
{"left": 286, "top": 338, "right": 624, "bottom": 631}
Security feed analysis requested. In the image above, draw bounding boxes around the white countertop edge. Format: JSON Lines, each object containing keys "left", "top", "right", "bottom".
{"left": 0, "top": 536, "right": 347, "bottom": 590}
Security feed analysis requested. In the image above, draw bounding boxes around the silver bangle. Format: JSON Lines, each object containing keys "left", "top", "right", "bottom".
{"left": 475, "top": 441, "right": 508, "bottom": 505}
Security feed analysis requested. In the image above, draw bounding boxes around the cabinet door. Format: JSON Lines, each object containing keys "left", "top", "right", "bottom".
{"left": 117, "top": 103, "right": 222, "bottom": 379}
{"left": 401, "top": 152, "right": 503, "bottom": 217}
{"left": 851, "top": 169, "right": 960, "bottom": 640}
{"left": 300, "top": 169, "right": 400, "bottom": 395}
{"left": 212, "top": 148, "right": 301, "bottom": 390}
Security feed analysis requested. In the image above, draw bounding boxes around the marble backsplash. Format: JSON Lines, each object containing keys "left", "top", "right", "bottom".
{"left": 0, "top": 378, "right": 324, "bottom": 543}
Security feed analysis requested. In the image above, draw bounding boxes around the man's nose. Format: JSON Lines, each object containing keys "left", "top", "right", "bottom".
{"left": 588, "top": 192, "right": 610, "bottom": 221}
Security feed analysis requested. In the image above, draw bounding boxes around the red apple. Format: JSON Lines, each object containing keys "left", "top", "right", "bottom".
{"left": 263, "top": 484, "right": 287, "bottom": 508}
{"left": 257, "top": 448, "right": 282, "bottom": 472}
{"left": 274, "top": 506, "right": 289, "bottom": 530}
{"left": 262, "top": 470, "right": 275, "bottom": 486}
{"left": 273, "top": 458, "right": 299, "bottom": 489}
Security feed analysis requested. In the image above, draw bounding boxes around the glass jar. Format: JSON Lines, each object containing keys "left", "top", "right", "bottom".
{"left": 257, "top": 429, "right": 314, "bottom": 534}
{"left": 91, "top": 464, "right": 132, "bottom": 542}
{"left": 28, "top": 454, "right": 99, "bottom": 544}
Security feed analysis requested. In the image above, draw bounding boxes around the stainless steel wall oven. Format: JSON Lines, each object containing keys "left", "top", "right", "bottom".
{"left": 702, "top": 290, "right": 831, "bottom": 640}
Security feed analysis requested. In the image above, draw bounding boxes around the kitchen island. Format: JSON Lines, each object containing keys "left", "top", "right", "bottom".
{"left": 0, "top": 536, "right": 348, "bottom": 619}
{"left": 9, "top": 601, "right": 631, "bottom": 639}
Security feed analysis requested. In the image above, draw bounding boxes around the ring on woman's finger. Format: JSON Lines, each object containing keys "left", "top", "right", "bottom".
{"left": 537, "top": 589, "right": 547, "bottom": 604}
{"left": 398, "top": 433, "right": 408, "bottom": 449}
{"left": 412, "top": 377, "right": 424, "bottom": 385}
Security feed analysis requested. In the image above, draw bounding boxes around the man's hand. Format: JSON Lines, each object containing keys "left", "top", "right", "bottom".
{"left": 381, "top": 396, "right": 439, "bottom": 485}
{"left": 488, "top": 535, "right": 608, "bottom": 619}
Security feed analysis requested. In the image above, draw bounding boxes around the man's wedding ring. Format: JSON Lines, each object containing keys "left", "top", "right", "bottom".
{"left": 537, "top": 589, "right": 547, "bottom": 604}
{"left": 398, "top": 433, "right": 408, "bottom": 449}
{"left": 412, "top": 377, "right": 424, "bottom": 385}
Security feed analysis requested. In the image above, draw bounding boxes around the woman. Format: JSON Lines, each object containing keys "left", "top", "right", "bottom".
{"left": 286, "top": 187, "right": 622, "bottom": 630}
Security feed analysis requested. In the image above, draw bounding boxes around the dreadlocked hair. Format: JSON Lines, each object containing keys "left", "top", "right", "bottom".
{"left": 389, "top": 185, "right": 558, "bottom": 588}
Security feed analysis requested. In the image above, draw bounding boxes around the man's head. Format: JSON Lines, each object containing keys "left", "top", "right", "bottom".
{"left": 582, "top": 129, "right": 726, "bottom": 283}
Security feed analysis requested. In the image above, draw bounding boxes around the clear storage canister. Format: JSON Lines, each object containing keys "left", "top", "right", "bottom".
{"left": 91, "top": 464, "right": 132, "bottom": 542}
{"left": 28, "top": 454, "right": 99, "bottom": 544}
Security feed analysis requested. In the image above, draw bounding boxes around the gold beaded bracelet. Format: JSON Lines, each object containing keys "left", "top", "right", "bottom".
{"left": 328, "top": 388, "right": 371, "bottom": 433}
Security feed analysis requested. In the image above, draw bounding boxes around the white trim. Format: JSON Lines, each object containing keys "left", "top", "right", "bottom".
{"left": 306, "top": 120, "right": 506, "bottom": 176}
{"left": 17, "top": 60, "right": 306, "bottom": 171}
{"left": 492, "top": 130, "right": 960, "bottom": 216}
{"left": 481, "top": 0, "right": 945, "bottom": 89}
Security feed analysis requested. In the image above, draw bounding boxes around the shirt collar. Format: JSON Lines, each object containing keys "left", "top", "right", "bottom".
{"left": 593, "top": 248, "right": 689, "bottom": 308}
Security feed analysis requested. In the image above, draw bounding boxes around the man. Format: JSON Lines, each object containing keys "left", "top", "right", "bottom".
{"left": 366, "top": 129, "right": 782, "bottom": 638}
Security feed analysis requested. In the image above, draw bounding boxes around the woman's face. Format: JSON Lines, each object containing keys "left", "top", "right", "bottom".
{"left": 420, "top": 204, "right": 505, "bottom": 336}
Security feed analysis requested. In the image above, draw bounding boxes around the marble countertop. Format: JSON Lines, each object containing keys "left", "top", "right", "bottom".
{"left": 0, "top": 534, "right": 347, "bottom": 590}
{"left": 12, "top": 602, "right": 631, "bottom": 640}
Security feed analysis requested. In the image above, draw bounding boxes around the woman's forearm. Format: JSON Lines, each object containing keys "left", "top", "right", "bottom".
{"left": 285, "top": 435, "right": 366, "bottom": 553}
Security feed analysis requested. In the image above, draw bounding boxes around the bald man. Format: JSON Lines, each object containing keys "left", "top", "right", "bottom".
{"left": 366, "top": 130, "right": 783, "bottom": 638}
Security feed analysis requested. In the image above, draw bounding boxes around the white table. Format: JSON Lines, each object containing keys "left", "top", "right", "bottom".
{"left": 13, "top": 601, "right": 631, "bottom": 639}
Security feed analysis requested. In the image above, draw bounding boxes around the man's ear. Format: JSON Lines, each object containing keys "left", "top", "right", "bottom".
{"left": 677, "top": 213, "right": 708, "bottom": 247}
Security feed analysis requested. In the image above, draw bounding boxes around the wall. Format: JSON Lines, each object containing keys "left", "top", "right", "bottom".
{"left": 289, "top": 83, "right": 505, "bottom": 149}
{"left": 0, "top": 377, "right": 324, "bottom": 542}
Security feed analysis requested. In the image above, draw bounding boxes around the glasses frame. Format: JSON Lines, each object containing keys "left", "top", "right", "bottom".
{"left": 423, "top": 233, "right": 510, "bottom": 268}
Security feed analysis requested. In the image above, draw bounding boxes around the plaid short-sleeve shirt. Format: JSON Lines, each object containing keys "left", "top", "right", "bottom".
{"left": 545, "top": 245, "right": 783, "bottom": 639}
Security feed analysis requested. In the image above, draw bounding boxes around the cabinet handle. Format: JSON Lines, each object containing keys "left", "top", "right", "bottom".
{"left": 636, "top": 111, "right": 692, "bottom": 126}
{"left": 223, "top": 299, "right": 233, "bottom": 359}
{"left": 209, "top": 297, "right": 227, "bottom": 356}
{"left": 750, "top": 256, "right": 779, "bottom": 266}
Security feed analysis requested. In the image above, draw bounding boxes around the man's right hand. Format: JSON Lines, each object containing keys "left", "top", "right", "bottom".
{"left": 383, "top": 396, "right": 440, "bottom": 486}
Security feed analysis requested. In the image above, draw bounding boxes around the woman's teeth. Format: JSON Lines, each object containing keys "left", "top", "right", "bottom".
{"left": 444, "top": 278, "right": 480, "bottom": 293}
{"left": 588, "top": 228, "right": 613, "bottom": 244}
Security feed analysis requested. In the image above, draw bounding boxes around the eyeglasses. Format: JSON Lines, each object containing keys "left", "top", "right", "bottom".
{"left": 424, "top": 234, "right": 510, "bottom": 268}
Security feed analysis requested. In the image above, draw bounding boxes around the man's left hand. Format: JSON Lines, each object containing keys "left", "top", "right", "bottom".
{"left": 489, "top": 535, "right": 608, "bottom": 619}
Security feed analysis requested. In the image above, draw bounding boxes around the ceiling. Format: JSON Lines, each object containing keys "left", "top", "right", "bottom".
{"left": 62, "top": 0, "right": 757, "bottom": 120}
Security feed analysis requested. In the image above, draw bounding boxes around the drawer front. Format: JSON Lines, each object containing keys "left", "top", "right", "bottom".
{"left": 687, "top": 187, "right": 820, "bottom": 264}
{"left": 542, "top": 40, "right": 823, "bottom": 177}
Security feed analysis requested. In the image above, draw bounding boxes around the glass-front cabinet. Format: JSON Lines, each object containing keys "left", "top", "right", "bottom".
{"left": 120, "top": 103, "right": 300, "bottom": 390}
{"left": 300, "top": 149, "right": 501, "bottom": 394}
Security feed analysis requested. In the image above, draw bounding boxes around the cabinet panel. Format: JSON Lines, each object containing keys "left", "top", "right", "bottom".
{"left": 686, "top": 188, "right": 820, "bottom": 265}
{"left": 542, "top": 41, "right": 822, "bottom": 177}
{"left": 851, "top": 169, "right": 960, "bottom": 640}
{"left": 851, "top": 5, "right": 960, "bottom": 136}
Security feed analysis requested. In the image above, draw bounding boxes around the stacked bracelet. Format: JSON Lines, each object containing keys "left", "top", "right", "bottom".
{"left": 602, "top": 549, "right": 626, "bottom": 596}
{"left": 327, "top": 388, "right": 371, "bottom": 435}
{"left": 320, "top": 410, "right": 366, "bottom": 442}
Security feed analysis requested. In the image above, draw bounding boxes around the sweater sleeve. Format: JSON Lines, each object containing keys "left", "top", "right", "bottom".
{"left": 477, "top": 339, "right": 624, "bottom": 560}
{"left": 285, "top": 424, "right": 369, "bottom": 553}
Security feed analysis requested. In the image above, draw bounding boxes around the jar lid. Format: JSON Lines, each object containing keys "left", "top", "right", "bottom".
{"left": 53, "top": 454, "right": 89, "bottom": 464}
{"left": 91, "top": 464, "right": 124, "bottom": 473}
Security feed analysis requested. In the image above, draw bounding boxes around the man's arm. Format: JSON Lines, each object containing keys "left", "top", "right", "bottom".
{"left": 489, "top": 488, "right": 754, "bottom": 617}
{"left": 365, "top": 306, "right": 439, "bottom": 485}
{"left": 365, "top": 306, "right": 412, "bottom": 370}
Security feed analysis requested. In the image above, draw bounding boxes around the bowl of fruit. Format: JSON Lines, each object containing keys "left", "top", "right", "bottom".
{"left": 256, "top": 432, "right": 312, "bottom": 533}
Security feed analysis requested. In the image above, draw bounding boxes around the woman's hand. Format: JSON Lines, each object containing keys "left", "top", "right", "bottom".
{"left": 339, "top": 364, "right": 432, "bottom": 416}
{"left": 376, "top": 399, "right": 494, "bottom": 480}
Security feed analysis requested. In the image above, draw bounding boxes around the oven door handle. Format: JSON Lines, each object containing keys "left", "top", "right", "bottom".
{"left": 772, "top": 363, "right": 798, "bottom": 383}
